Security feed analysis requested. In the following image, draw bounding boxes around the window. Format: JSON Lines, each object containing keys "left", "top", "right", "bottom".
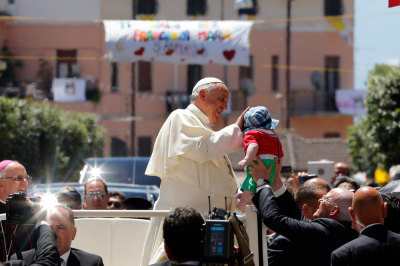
{"left": 324, "top": 0, "right": 343, "bottom": 16}
{"left": 187, "top": 65, "right": 203, "bottom": 94}
{"left": 324, "top": 56, "right": 340, "bottom": 111}
{"left": 237, "top": 0, "right": 258, "bottom": 16}
{"left": 138, "top": 136, "right": 152, "bottom": 156}
{"left": 238, "top": 55, "right": 254, "bottom": 97}
{"left": 239, "top": 55, "right": 253, "bottom": 81}
{"left": 111, "top": 62, "right": 119, "bottom": 92}
{"left": 271, "top": 55, "right": 280, "bottom": 92}
{"left": 137, "top": 0, "right": 157, "bottom": 15}
{"left": 111, "top": 137, "right": 128, "bottom": 157}
{"left": 323, "top": 132, "right": 341, "bottom": 138}
{"left": 138, "top": 61, "right": 152, "bottom": 92}
{"left": 187, "top": 0, "right": 207, "bottom": 16}
{"left": 56, "top": 50, "right": 77, "bottom": 78}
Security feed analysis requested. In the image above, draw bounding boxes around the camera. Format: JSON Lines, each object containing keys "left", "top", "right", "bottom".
{"left": 201, "top": 207, "right": 234, "bottom": 265}
{"left": 6, "top": 192, "right": 35, "bottom": 225}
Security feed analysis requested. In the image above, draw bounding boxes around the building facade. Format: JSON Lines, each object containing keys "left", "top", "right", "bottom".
{"left": 0, "top": 0, "right": 354, "bottom": 157}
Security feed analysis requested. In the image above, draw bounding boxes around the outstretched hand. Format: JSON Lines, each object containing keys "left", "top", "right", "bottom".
{"left": 249, "top": 156, "right": 283, "bottom": 191}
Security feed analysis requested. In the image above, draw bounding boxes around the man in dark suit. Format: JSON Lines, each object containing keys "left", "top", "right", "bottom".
{"left": 10, "top": 206, "right": 103, "bottom": 266}
{"left": 249, "top": 157, "right": 358, "bottom": 266}
{"left": 0, "top": 160, "right": 35, "bottom": 262}
{"left": 331, "top": 186, "right": 400, "bottom": 266}
{"left": 267, "top": 183, "right": 330, "bottom": 266}
{"left": 5, "top": 222, "right": 60, "bottom": 266}
{"left": 149, "top": 207, "right": 204, "bottom": 266}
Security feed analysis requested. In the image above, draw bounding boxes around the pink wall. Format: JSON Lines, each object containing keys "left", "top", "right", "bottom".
{"left": 3, "top": 22, "right": 354, "bottom": 156}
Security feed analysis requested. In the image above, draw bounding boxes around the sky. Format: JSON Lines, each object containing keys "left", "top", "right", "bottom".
{"left": 354, "top": 0, "right": 400, "bottom": 90}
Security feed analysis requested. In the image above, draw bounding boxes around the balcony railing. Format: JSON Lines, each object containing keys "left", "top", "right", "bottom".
{"left": 166, "top": 91, "right": 191, "bottom": 113}
{"left": 165, "top": 89, "right": 336, "bottom": 115}
{"left": 166, "top": 90, "right": 247, "bottom": 113}
{"left": 289, "top": 89, "right": 338, "bottom": 115}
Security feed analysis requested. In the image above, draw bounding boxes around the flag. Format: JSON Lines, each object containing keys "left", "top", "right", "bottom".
{"left": 326, "top": 16, "right": 352, "bottom": 46}
{"left": 327, "top": 17, "right": 346, "bottom": 31}
{"left": 389, "top": 0, "right": 400, "bottom": 7}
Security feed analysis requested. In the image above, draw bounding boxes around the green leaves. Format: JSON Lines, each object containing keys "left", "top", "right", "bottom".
{"left": 0, "top": 97, "right": 105, "bottom": 183}
{"left": 348, "top": 65, "right": 400, "bottom": 181}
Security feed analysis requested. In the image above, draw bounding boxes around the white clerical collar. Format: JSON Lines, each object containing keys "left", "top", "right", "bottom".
{"left": 60, "top": 249, "right": 71, "bottom": 264}
{"left": 187, "top": 104, "right": 211, "bottom": 128}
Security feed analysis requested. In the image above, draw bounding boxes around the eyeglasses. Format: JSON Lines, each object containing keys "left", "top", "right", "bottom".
{"left": 86, "top": 191, "right": 106, "bottom": 200}
{"left": 319, "top": 195, "right": 337, "bottom": 206}
{"left": 107, "top": 201, "right": 122, "bottom": 208}
{"left": 3, "top": 175, "right": 32, "bottom": 183}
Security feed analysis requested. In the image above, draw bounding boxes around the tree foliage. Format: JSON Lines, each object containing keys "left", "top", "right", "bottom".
{"left": 0, "top": 97, "right": 106, "bottom": 183}
{"left": 348, "top": 65, "right": 400, "bottom": 178}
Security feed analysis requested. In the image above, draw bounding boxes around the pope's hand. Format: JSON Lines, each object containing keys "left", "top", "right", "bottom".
{"left": 236, "top": 107, "right": 250, "bottom": 132}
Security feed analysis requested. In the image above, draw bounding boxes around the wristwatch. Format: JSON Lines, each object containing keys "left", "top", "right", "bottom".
{"left": 256, "top": 179, "right": 267, "bottom": 187}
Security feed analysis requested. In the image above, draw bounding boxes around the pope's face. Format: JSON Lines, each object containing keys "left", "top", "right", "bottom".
{"left": 202, "top": 84, "right": 229, "bottom": 124}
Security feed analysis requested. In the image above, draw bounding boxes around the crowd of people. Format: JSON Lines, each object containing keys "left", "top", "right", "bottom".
{"left": 140, "top": 76, "right": 400, "bottom": 266}
{"left": 1, "top": 76, "right": 400, "bottom": 266}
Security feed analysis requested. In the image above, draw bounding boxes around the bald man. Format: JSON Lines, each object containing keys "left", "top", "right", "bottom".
{"left": 331, "top": 187, "right": 400, "bottom": 266}
{"left": 267, "top": 181, "right": 330, "bottom": 266}
{"left": 250, "top": 157, "right": 358, "bottom": 266}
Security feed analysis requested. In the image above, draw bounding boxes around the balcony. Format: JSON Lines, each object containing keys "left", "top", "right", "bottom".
{"left": 166, "top": 91, "right": 191, "bottom": 113}
{"left": 289, "top": 89, "right": 338, "bottom": 115}
{"left": 166, "top": 90, "right": 247, "bottom": 113}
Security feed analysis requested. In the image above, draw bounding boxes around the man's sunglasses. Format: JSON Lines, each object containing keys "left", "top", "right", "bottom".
{"left": 108, "top": 201, "right": 122, "bottom": 208}
{"left": 86, "top": 191, "right": 106, "bottom": 200}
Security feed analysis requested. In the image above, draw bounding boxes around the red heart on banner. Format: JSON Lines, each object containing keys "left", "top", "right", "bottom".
{"left": 165, "top": 49, "right": 174, "bottom": 56}
{"left": 197, "top": 48, "right": 205, "bottom": 55}
{"left": 223, "top": 50, "right": 235, "bottom": 61}
{"left": 134, "top": 47, "right": 145, "bottom": 56}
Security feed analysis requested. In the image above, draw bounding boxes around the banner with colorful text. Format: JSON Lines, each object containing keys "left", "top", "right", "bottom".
{"left": 103, "top": 20, "right": 253, "bottom": 66}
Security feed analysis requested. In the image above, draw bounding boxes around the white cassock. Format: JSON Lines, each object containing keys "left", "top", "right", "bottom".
{"left": 140, "top": 104, "right": 243, "bottom": 265}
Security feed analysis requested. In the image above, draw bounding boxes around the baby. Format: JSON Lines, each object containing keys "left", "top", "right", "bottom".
{"left": 237, "top": 106, "right": 284, "bottom": 213}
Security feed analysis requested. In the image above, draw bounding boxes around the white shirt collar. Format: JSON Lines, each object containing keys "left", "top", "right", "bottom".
{"left": 60, "top": 249, "right": 71, "bottom": 265}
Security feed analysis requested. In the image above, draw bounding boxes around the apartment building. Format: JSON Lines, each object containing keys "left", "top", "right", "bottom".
{"left": 0, "top": 0, "right": 354, "bottom": 157}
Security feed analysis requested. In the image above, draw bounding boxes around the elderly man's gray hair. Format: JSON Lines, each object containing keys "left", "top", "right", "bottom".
{"left": 190, "top": 82, "right": 222, "bottom": 102}
{"left": 190, "top": 77, "right": 225, "bottom": 102}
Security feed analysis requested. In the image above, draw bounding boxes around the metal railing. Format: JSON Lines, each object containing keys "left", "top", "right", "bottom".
{"left": 166, "top": 90, "right": 247, "bottom": 113}
{"left": 289, "top": 89, "right": 338, "bottom": 114}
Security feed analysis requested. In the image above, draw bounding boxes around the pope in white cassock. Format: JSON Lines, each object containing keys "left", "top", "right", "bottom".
{"left": 140, "top": 77, "right": 249, "bottom": 265}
